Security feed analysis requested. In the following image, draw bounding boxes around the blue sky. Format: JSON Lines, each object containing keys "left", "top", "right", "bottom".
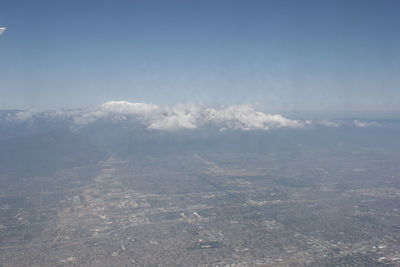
{"left": 0, "top": 0, "right": 399, "bottom": 111}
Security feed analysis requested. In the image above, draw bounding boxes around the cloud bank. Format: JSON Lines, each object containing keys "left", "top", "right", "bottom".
{"left": 8, "top": 101, "right": 378, "bottom": 131}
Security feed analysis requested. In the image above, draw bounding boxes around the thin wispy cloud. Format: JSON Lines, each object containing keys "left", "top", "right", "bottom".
{"left": 315, "top": 120, "right": 341, "bottom": 128}
{"left": 353, "top": 120, "right": 377, "bottom": 128}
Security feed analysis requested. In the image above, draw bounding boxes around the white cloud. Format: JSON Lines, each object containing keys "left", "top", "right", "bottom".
{"left": 148, "top": 104, "right": 201, "bottom": 130}
{"left": 14, "top": 109, "right": 68, "bottom": 122}
{"left": 353, "top": 120, "right": 376, "bottom": 128}
{"left": 8, "top": 101, "right": 316, "bottom": 131}
{"left": 147, "top": 104, "right": 305, "bottom": 130}
{"left": 315, "top": 120, "right": 341, "bottom": 127}
{"left": 14, "top": 110, "right": 38, "bottom": 121}
{"left": 72, "top": 101, "right": 159, "bottom": 125}
{"left": 207, "top": 105, "right": 304, "bottom": 130}
{"left": 100, "top": 101, "right": 159, "bottom": 115}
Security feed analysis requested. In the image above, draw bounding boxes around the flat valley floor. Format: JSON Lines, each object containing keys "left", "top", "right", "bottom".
{"left": 1, "top": 148, "right": 400, "bottom": 266}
